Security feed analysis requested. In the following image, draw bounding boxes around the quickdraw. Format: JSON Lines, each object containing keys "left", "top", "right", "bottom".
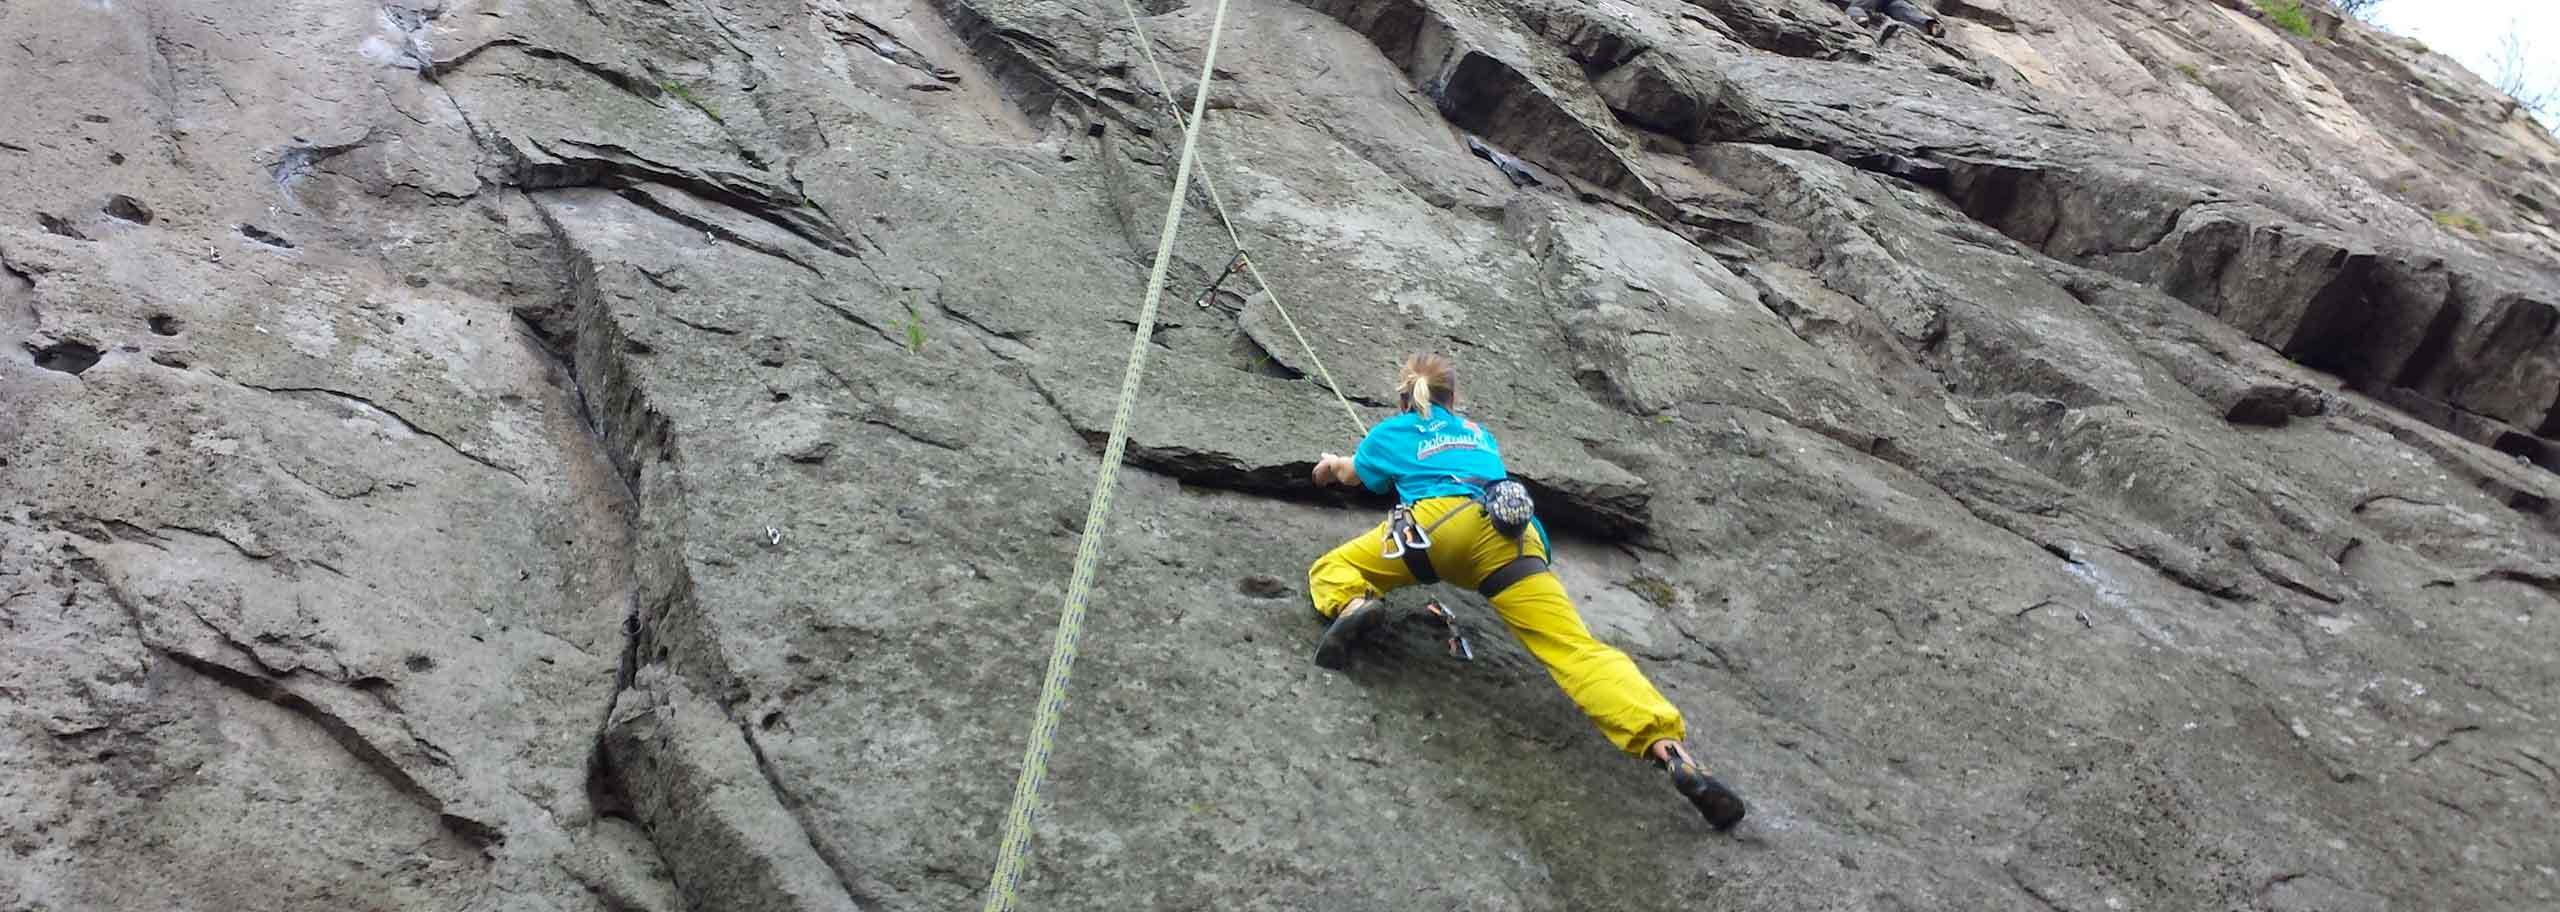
{"left": 1190, "top": 249, "right": 1249, "bottom": 314}
{"left": 1419, "top": 599, "right": 1474, "bottom": 662}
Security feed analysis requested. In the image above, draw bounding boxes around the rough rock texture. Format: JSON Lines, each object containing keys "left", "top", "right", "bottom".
{"left": 6, "top": 0, "right": 2560, "bottom": 910}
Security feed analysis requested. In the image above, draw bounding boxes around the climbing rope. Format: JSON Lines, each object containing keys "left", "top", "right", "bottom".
{"left": 1108, "top": 0, "right": 1368, "bottom": 437}
{"left": 977, "top": 0, "right": 1233, "bottom": 908}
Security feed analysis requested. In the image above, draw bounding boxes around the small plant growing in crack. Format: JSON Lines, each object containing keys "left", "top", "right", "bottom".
{"left": 901, "top": 303, "right": 927, "bottom": 353}
{"left": 662, "top": 81, "right": 725, "bottom": 125}
{"left": 2254, "top": 0, "right": 2313, "bottom": 39}
{"left": 1628, "top": 574, "right": 1679, "bottom": 608}
{"left": 2432, "top": 211, "right": 2486, "bottom": 235}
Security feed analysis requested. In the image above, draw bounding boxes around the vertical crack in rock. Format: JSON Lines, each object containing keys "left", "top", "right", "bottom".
{"left": 528, "top": 199, "right": 871, "bottom": 911}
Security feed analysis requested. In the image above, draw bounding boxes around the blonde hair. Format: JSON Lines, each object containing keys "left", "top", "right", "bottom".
{"left": 1398, "top": 353, "right": 1456, "bottom": 418}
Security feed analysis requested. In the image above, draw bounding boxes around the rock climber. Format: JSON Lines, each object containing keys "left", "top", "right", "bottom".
{"left": 1838, "top": 0, "right": 1945, "bottom": 42}
{"left": 1304, "top": 353, "right": 1749, "bottom": 831}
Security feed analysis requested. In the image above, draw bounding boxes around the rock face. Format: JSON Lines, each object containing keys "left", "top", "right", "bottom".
{"left": 5, "top": 0, "right": 2559, "bottom": 910}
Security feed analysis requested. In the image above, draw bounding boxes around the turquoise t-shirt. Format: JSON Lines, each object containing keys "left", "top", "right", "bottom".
{"left": 1352, "top": 408, "right": 1507, "bottom": 503}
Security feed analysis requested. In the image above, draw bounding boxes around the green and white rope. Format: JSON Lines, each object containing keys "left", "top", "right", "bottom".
{"left": 978, "top": 0, "right": 1235, "bottom": 907}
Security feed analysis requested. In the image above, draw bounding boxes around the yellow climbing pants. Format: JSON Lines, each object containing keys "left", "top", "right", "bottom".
{"left": 1307, "top": 496, "right": 1686, "bottom": 757}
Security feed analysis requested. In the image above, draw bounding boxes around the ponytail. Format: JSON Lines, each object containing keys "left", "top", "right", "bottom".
{"left": 1397, "top": 353, "right": 1456, "bottom": 419}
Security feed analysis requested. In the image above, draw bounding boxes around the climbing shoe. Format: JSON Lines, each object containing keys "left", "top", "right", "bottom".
{"left": 1313, "top": 598, "right": 1386, "bottom": 671}
{"left": 1876, "top": 20, "right": 1904, "bottom": 45}
{"left": 1664, "top": 757, "right": 1748, "bottom": 832}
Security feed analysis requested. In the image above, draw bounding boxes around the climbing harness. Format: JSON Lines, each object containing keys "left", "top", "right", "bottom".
{"left": 1475, "top": 553, "right": 1552, "bottom": 600}
{"left": 1380, "top": 503, "right": 1435, "bottom": 560}
{"left": 1379, "top": 487, "right": 1552, "bottom": 600}
{"left": 1382, "top": 500, "right": 1480, "bottom": 583}
{"left": 977, "top": 0, "right": 1233, "bottom": 907}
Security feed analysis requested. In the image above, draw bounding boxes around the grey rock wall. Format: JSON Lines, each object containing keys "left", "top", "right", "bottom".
{"left": 5, "top": 0, "right": 2558, "bottom": 910}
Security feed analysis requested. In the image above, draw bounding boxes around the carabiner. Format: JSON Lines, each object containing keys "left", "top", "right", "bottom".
{"left": 1380, "top": 505, "right": 1412, "bottom": 559}
{"left": 1420, "top": 600, "right": 1474, "bottom": 662}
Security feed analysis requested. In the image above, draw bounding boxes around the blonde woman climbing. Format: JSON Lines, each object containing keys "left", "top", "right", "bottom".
{"left": 1305, "top": 353, "right": 1749, "bottom": 831}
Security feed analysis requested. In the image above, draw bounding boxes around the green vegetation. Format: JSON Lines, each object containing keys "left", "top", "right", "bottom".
{"left": 2432, "top": 211, "right": 2486, "bottom": 235}
{"left": 662, "top": 81, "right": 724, "bottom": 125}
{"left": 1628, "top": 574, "right": 1679, "bottom": 608}
{"left": 2175, "top": 62, "right": 2202, "bottom": 81}
{"left": 2255, "top": 0, "right": 2314, "bottom": 39}
{"left": 901, "top": 303, "right": 928, "bottom": 353}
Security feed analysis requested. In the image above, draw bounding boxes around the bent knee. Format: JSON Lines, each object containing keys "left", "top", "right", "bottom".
{"left": 1306, "top": 556, "right": 1366, "bottom": 618}
{"left": 1306, "top": 553, "right": 1349, "bottom": 592}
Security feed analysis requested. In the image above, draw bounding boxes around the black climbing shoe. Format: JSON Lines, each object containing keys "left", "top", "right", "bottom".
{"left": 1313, "top": 599, "right": 1386, "bottom": 671}
{"left": 1665, "top": 757, "right": 1748, "bottom": 831}
{"left": 1876, "top": 20, "right": 1904, "bottom": 45}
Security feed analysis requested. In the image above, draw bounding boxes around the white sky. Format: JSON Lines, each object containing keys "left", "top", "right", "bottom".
{"left": 2367, "top": 0, "right": 2558, "bottom": 107}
